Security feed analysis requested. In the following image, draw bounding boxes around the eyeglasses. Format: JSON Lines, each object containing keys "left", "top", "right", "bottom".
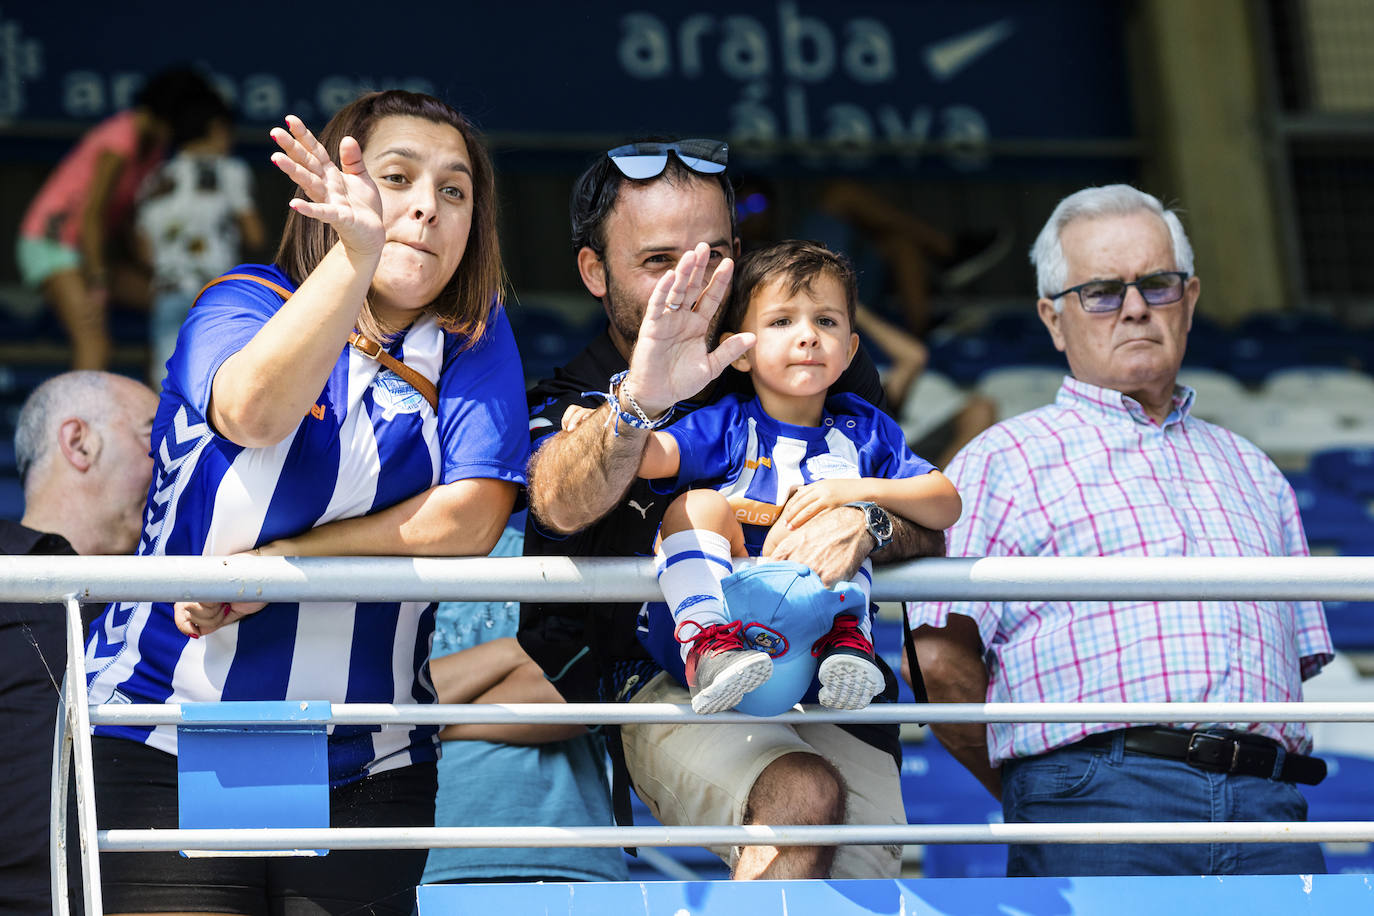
{"left": 1049, "top": 270, "right": 1190, "bottom": 314}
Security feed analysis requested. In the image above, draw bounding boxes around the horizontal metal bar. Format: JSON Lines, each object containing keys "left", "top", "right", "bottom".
{"left": 87, "top": 700, "right": 1374, "bottom": 727}
{"left": 3, "top": 555, "right": 1374, "bottom": 604}
{"left": 99, "top": 821, "right": 1374, "bottom": 852}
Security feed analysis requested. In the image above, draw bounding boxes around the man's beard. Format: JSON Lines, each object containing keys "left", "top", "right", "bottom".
{"left": 601, "top": 262, "right": 729, "bottom": 349}
{"left": 602, "top": 262, "right": 644, "bottom": 347}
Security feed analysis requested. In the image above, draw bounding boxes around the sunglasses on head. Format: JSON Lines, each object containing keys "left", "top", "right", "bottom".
{"left": 606, "top": 138, "right": 729, "bottom": 179}
{"left": 586, "top": 140, "right": 729, "bottom": 233}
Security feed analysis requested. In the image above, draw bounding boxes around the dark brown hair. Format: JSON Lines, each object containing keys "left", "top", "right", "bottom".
{"left": 275, "top": 90, "right": 504, "bottom": 346}
{"left": 725, "top": 239, "right": 858, "bottom": 332}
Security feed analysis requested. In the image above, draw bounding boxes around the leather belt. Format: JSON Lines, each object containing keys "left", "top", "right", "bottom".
{"left": 1078, "top": 727, "right": 1326, "bottom": 785}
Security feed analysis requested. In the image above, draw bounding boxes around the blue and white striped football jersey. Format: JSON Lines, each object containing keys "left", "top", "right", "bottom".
{"left": 663, "top": 392, "right": 936, "bottom": 555}
{"left": 86, "top": 265, "right": 529, "bottom": 786}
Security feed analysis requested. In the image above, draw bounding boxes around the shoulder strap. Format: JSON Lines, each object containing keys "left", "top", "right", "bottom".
{"left": 197, "top": 273, "right": 439, "bottom": 413}
{"left": 902, "top": 608, "right": 930, "bottom": 705}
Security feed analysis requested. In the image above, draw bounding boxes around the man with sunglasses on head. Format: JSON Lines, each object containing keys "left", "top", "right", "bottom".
{"left": 907, "top": 184, "right": 1332, "bottom": 877}
{"left": 518, "top": 138, "right": 946, "bottom": 880}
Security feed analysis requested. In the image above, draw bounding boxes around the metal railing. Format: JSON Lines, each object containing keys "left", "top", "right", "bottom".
{"left": 21, "top": 553, "right": 1374, "bottom": 916}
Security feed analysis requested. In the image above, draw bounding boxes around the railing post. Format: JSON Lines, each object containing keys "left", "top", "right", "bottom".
{"left": 64, "top": 595, "right": 103, "bottom": 916}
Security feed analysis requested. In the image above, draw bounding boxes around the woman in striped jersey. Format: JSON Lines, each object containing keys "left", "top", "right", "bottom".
{"left": 85, "top": 91, "right": 528, "bottom": 915}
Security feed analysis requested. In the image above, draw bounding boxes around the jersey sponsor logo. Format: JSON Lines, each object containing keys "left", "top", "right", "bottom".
{"left": 745, "top": 456, "right": 772, "bottom": 470}
{"left": 805, "top": 454, "right": 861, "bottom": 479}
{"left": 730, "top": 496, "right": 782, "bottom": 527}
{"left": 371, "top": 369, "right": 427, "bottom": 420}
{"left": 310, "top": 402, "right": 326, "bottom": 420}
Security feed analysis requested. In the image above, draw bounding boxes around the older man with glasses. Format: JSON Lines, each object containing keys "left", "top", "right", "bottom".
{"left": 908, "top": 184, "right": 1333, "bottom": 877}
{"left": 517, "top": 138, "right": 948, "bottom": 880}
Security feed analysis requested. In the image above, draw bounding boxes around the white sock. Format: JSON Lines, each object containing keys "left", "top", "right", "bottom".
{"left": 852, "top": 559, "right": 874, "bottom": 642}
{"left": 656, "top": 529, "right": 735, "bottom": 662}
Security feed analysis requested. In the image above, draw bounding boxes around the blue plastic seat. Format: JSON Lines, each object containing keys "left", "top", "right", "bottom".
{"left": 0, "top": 477, "right": 22, "bottom": 522}
{"left": 901, "top": 739, "right": 1005, "bottom": 877}
{"left": 1309, "top": 448, "right": 1374, "bottom": 502}
{"left": 1301, "top": 752, "right": 1374, "bottom": 873}
{"left": 1285, "top": 471, "right": 1374, "bottom": 550}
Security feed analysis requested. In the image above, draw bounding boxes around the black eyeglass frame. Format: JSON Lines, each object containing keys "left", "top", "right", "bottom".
{"left": 1048, "top": 270, "right": 1192, "bottom": 314}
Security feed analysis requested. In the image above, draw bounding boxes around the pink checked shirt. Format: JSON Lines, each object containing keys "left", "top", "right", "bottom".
{"left": 912, "top": 376, "right": 1332, "bottom": 765}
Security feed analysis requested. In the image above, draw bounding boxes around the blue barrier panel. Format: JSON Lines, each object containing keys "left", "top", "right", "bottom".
{"left": 178, "top": 700, "right": 330, "bottom": 854}
{"left": 418, "top": 874, "right": 1374, "bottom": 915}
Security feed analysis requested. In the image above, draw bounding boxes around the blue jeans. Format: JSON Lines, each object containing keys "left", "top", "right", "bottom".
{"left": 1001, "top": 732, "right": 1326, "bottom": 876}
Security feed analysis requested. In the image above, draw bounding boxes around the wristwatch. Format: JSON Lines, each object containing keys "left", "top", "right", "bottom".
{"left": 844, "top": 501, "right": 893, "bottom": 552}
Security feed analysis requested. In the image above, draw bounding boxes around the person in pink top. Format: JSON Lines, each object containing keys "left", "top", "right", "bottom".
{"left": 16, "top": 68, "right": 216, "bottom": 369}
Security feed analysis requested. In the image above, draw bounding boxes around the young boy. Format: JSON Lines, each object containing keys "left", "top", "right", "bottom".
{"left": 136, "top": 90, "right": 264, "bottom": 385}
{"left": 632, "top": 240, "right": 961, "bottom": 713}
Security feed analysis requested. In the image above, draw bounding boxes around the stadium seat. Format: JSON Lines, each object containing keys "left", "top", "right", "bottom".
{"left": 1310, "top": 447, "right": 1374, "bottom": 501}
{"left": 1285, "top": 472, "right": 1374, "bottom": 552}
{"left": 1263, "top": 367, "right": 1374, "bottom": 406}
{"left": 976, "top": 366, "right": 1066, "bottom": 422}
{"left": 1242, "top": 405, "right": 1374, "bottom": 470}
{"left": 897, "top": 371, "right": 966, "bottom": 452}
{"left": 1301, "top": 752, "right": 1374, "bottom": 874}
{"left": 1320, "top": 602, "right": 1374, "bottom": 653}
{"left": 1226, "top": 313, "right": 1358, "bottom": 383}
{"left": 0, "top": 477, "right": 23, "bottom": 521}
{"left": 901, "top": 738, "right": 1005, "bottom": 877}
{"left": 1177, "top": 368, "right": 1255, "bottom": 433}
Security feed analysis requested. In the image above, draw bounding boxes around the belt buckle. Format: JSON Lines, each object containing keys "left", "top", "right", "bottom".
{"left": 352, "top": 334, "right": 382, "bottom": 360}
{"left": 1185, "top": 732, "right": 1238, "bottom": 772}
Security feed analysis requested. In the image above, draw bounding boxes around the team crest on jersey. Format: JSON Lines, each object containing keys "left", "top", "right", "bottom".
{"left": 805, "top": 454, "right": 860, "bottom": 479}
{"left": 371, "top": 369, "right": 427, "bottom": 420}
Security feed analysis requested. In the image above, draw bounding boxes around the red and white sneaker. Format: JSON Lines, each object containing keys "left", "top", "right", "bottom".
{"left": 677, "top": 620, "right": 773, "bottom": 714}
{"left": 811, "top": 614, "right": 884, "bottom": 710}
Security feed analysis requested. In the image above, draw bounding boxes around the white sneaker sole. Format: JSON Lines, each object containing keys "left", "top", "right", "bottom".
{"left": 691, "top": 652, "right": 773, "bottom": 714}
{"left": 818, "top": 654, "right": 884, "bottom": 710}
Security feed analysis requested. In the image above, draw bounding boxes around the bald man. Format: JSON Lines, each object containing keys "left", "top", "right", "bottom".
{"left": 2, "top": 370, "right": 158, "bottom": 914}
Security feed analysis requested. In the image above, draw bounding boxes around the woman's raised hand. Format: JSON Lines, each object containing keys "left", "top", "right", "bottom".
{"left": 270, "top": 115, "right": 385, "bottom": 261}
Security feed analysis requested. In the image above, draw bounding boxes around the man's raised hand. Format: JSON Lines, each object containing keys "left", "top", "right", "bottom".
{"left": 621, "top": 243, "right": 753, "bottom": 417}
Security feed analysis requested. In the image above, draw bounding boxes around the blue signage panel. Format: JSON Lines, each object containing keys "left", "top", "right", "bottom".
{"left": 417, "top": 874, "right": 1374, "bottom": 915}
{"left": 0, "top": 1, "right": 1130, "bottom": 170}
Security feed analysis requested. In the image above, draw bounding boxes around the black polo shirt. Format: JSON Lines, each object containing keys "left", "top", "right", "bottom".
{"left": 0, "top": 521, "right": 91, "bottom": 914}
{"left": 518, "top": 333, "right": 900, "bottom": 763}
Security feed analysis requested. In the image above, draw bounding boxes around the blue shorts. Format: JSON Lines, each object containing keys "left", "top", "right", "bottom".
{"left": 15, "top": 236, "right": 80, "bottom": 288}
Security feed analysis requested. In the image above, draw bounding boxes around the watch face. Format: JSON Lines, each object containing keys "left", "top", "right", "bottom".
{"left": 869, "top": 505, "right": 893, "bottom": 540}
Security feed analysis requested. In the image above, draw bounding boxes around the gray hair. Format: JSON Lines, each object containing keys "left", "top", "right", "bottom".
{"left": 14, "top": 371, "right": 117, "bottom": 487}
{"left": 1030, "top": 184, "right": 1195, "bottom": 310}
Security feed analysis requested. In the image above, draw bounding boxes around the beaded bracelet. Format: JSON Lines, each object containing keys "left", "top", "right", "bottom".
{"left": 582, "top": 369, "right": 676, "bottom": 435}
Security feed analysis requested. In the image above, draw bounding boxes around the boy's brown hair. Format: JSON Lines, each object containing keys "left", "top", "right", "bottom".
{"left": 724, "top": 239, "right": 858, "bottom": 333}
{"left": 275, "top": 90, "right": 504, "bottom": 347}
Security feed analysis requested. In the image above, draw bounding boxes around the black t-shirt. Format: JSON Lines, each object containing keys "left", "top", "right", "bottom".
{"left": 0, "top": 521, "right": 87, "bottom": 914}
{"left": 518, "top": 333, "right": 900, "bottom": 762}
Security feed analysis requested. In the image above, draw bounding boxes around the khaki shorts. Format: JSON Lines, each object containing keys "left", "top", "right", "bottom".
{"left": 621, "top": 672, "right": 905, "bottom": 877}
